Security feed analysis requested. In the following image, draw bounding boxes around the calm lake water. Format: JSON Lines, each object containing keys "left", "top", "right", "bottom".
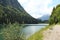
{"left": 22, "top": 24, "right": 49, "bottom": 38}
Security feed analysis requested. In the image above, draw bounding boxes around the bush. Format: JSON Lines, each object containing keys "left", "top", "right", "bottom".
{"left": 0, "top": 23, "right": 25, "bottom": 40}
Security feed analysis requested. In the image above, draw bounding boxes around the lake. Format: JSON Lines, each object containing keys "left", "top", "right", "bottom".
{"left": 22, "top": 24, "right": 49, "bottom": 39}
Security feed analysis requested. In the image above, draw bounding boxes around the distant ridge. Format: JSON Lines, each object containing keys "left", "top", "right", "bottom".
{"left": 38, "top": 14, "right": 50, "bottom": 21}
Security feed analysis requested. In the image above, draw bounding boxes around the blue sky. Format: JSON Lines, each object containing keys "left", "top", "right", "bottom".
{"left": 18, "top": 0, "right": 60, "bottom": 18}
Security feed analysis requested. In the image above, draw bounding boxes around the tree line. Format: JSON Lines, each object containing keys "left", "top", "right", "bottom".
{"left": 0, "top": 4, "right": 38, "bottom": 24}
{"left": 49, "top": 4, "right": 60, "bottom": 25}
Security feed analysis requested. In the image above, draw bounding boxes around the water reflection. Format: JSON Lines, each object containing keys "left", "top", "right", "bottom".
{"left": 22, "top": 24, "right": 48, "bottom": 38}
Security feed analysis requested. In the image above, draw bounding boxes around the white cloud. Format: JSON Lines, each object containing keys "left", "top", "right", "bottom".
{"left": 18, "top": 0, "right": 53, "bottom": 18}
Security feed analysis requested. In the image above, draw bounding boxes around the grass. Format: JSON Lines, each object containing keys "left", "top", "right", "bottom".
{"left": 0, "top": 23, "right": 55, "bottom": 40}
{"left": 0, "top": 23, "right": 25, "bottom": 40}
{"left": 27, "top": 25, "right": 54, "bottom": 40}
{"left": 0, "top": 34, "right": 3, "bottom": 40}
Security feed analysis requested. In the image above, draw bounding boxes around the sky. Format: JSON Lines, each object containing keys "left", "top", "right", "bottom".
{"left": 18, "top": 0, "right": 60, "bottom": 18}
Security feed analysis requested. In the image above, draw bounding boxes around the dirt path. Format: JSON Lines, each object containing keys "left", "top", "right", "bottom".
{"left": 43, "top": 25, "right": 60, "bottom": 40}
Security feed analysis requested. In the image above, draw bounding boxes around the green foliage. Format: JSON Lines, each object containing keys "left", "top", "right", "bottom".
{"left": 27, "top": 32, "right": 43, "bottom": 40}
{"left": 0, "top": 23, "right": 25, "bottom": 40}
{"left": 49, "top": 4, "right": 60, "bottom": 25}
{"left": 0, "top": 4, "right": 38, "bottom": 24}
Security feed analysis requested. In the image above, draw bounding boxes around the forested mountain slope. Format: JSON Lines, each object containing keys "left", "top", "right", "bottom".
{"left": 49, "top": 4, "right": 60, "bottom": 25}
{"left": 0, "top": 0, "right": 38, "bottom": 24}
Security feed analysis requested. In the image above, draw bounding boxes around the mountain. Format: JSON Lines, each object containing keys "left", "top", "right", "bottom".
{"left": 38, "top": 14, "right": 50, "bottom": 21}
{"left": 0, "top": 0, "right": 38, "bottom": 24}
{"left": 0, "top": 0, "right": 26, "bottom": 11}
{"left": 37, "top": 14, "right": 50, "bottom": 23}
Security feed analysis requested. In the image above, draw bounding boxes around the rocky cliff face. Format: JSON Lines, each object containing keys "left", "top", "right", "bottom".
{"left": 0, "top": 0, "right": 24, "bottom": 11}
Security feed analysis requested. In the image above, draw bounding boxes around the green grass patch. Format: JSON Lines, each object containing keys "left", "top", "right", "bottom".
{"left": 27, "top": 25, "right": 54, "bottom": 40}
{"left": 0, "top": 23, "right": 25, "bottom": 40}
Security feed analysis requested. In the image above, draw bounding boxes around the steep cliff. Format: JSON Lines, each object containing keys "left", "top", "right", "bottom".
{"left": 0, "top": 0, "right": 23, "bottom": 9}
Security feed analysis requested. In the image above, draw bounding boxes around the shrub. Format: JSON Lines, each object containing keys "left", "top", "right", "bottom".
{"left": 0, "top": 23, "right": 25, "bottom": 40}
